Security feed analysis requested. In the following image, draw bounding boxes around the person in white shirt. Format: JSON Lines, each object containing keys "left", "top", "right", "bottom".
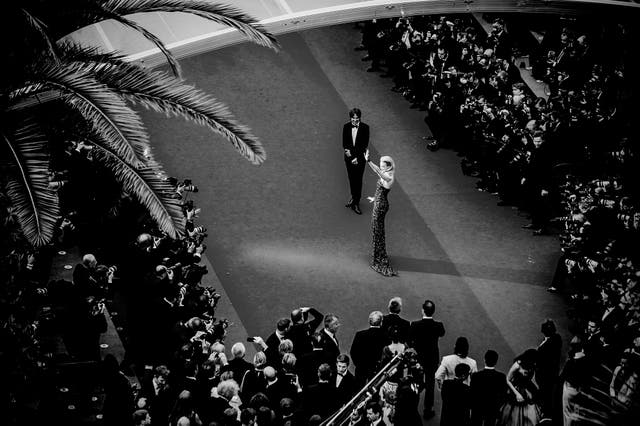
{"left": 435, "top": 336, "right": 478, "bottom": 389}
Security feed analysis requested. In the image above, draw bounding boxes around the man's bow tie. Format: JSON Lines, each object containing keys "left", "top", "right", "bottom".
{"left": 352, "top": 125, "right": 359, "bottom": 129}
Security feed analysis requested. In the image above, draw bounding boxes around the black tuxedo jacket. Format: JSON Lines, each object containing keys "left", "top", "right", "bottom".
{"left": 288, "top": 308, "right": 324, "bottom": 358}
{"left": 342, "top": 122, "right": 370, "bottom": 163}
{"left": 228, "top": 357, "right": 253, "bottom": 386}
{"left": 265, "top": 378, "right": 298, "bottom": 408}
{"left": 265, "top": 331, "right": 283, "bottom": 366}
{"left": 298, "top": 348, "right": 330, "bottom": 389}
{"left": 440, "top": 380, "right": 471, "bottom": 426}
{"left": 470, "top": 368, "right": 507, "bottom": 413}
{"left": 350, "top": 327, "right": 387, "bottom": 381}
{"left": 319, "top": 329, "right": 340, "bottom": 364}
{"left": 303, "top": 381, "right": 338, "bottom": 420}
{"left": 409, "top": 318, "right": 445, "bottom": 371}
{"left": 382, "top": 313, "right": 410, "bottom": 343}
{"left": 335, "top": 371, "right": 358, "bottom": 406}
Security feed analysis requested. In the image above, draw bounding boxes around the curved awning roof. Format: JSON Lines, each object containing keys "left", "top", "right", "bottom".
{"left": 65, "top": 0, "right": 640, "bottom": 68}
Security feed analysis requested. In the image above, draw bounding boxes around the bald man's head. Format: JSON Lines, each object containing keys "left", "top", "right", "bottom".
{"left": 264, "top": 366, "right": 277, "bottom": 381}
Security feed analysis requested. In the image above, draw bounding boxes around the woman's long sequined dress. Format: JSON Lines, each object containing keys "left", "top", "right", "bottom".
{"left": 371, "top": 182, "right": 396, "bottom": 276}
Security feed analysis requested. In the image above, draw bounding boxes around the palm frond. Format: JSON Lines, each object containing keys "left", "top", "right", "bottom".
{"left": 104, "top": 0, "right": 279, "bottom": 50}
{"left": 20, "top": 8, "right": 59, "bottom": 61}
{"left": 8, "top": 62, "right": 150, "bottom": 168}
{"left": 1, "top": 120, "right": 60, "bottom": 247}
{"left": 89, "top": 139, "right": 185, "bottom": 238}
{"left": 89, "top": 9, "right": 182, "bottom": 77}
{"left": 71, "top": 57, "right": 266, "bottom": 164}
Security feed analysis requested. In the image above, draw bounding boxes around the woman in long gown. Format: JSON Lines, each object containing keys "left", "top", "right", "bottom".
{"left": 365, "top": 152, "right": 397, "bottom": 276}
{"left": 498, "top": 348, "right": 543, "bottom": 426}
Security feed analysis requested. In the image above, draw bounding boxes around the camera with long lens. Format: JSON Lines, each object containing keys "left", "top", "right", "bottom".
{"left": 191, "top": 226, "right": 207, "bottom": 235}
{"left": 48, "top": 180, "right": 67, "bottom": 190}
{"left": 509, "top": 150, "right": 527, "bottom": 165}
{"left": 608, "top": 150, "right": 625, "bottom": 163}
{"left": 180, "top": 179, "right": 198, "bottom": 193}
{"left": 617, "top": 213, "right": 631, "bottom": 223}
{"left": 597, "top": 199, "right": 616, "bottom": 208}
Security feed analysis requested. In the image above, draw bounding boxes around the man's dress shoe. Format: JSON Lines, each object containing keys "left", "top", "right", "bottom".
{"left": 352, "top": 205, "right": 362, "bottom": 215}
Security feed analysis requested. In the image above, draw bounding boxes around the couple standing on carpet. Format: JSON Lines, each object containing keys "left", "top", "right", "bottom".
{"left": 342, "top": 108, "right": 397, "bottom": 277}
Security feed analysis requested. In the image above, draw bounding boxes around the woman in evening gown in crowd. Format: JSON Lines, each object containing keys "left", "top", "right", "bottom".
{"left": 365, "top": 151, "right": 397, "bottom": 276}
{"left": 498, "top": 348, "right": 543, "bottom": 426}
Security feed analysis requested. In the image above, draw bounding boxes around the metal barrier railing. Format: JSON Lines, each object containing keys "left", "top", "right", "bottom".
{"left": 321, "top": 352, "right": 406, "bottom": 426}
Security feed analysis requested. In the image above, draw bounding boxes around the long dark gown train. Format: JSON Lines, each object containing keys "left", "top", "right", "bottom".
{"left": 371, "top": 182, "right": 396, "bottom": 276}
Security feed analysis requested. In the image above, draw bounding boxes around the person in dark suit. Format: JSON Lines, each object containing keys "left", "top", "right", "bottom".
{"left": 303, "top": 363, "right": 338, "bottom": 420}
{"left": 265, "top": 317, "right": 292, "bottom": 367}
{"left": 335, "top": 354, "right": 358, "bottom": 407}
{"left": 470, "top": 350, "right": 507, "bottom": 426}
{"left": 263, "top": 366, "right": 298, "bottom": 410}
{"left": 350, "top": 311, "right": 387, "bottom": 386}
{"left": 536, "top": 319, "right": 562, "bottom": 418}
{"left": 139, "top": 365, "right": 175, "bottom": 426}
{"left": 382, "top": 297, "right": 410, "bottom": 344}
{"left": 298, "top": 332, "right": 330, "bottom": 389}
{"left": 228, "top": 342, "right": 254, "bottom": 388}
{"left": 343, "top": 108, "right": 370, "bottom": 215}
{"left": 441, "top": 363, "right": 472, "bottom": 426}
{"left": 319, "top": 314, "right": 341, "bottom": 365}
{"left": 288, "top": 306, "right": 324, "bottom": 358}
{"left": 408, "top": 299, "right": 446, "bottom": 419}
{"left": 393, "top": 375, "right": 422, "bottom": 426}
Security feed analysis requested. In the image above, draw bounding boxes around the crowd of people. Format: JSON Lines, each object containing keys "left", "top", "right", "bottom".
{"left": 355, "top": 12, "right": 639, "bottom": 425}
{"left": 98, "top": 286, "right": 585, "bottom": 426}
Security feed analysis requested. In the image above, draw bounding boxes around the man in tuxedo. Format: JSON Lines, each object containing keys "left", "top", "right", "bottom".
{"left": 298, "top": 332, "right": 330, "bottom": 389}
{"left": 536, "top": 319, "right": 562, "bottom": 418}
{"left": 335, "top": 354, "right": 358, "bottom": 407}
{"left": 303, "top": 363, "right": 338, "bottom": 420}
{"left": 382, "top": 297, "right": 410, "bottom": 343}
{"left": 440, "top": 363, "right": 472, "bottom": 426}
{"left": 409, "top": 299, "right": 446, "bottom": 419}
{"left": 264, "top": 366, "right": 297, "bottom": 409}
{"left": 139, "top": 365, "right": 175, "bottom": 426}
{"left": 265, "top": 317, "right": 292, "bottom": 366}
{"left": 470, "top": 350, "right": 507, "bottom": 426}
{"left": 319, "top": 314, "right": 341, "bottom": 364}
{"left": 350, "top": 311, "right": 387, "bottom": 386}
{"left": 364, "top": 400, "right": 388, "bottom": 426}
{"left": 343, "top": 108, "right": 370, "bottom": 215}
{"left": 289, "top": 306, "right": 324, "bottom": 358}
{"left": 228, "top": 342, "right": 254, "bottom": 388}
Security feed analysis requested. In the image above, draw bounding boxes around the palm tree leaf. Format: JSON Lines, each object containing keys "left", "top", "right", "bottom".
{"left": 20, "top": 7, "right": 59, "bottom": 61}
{"left": 71, "top": 57, "right": 266, "bottom": 164}
{"left": 1, "top": 120, "right": 60, "bottom": 247}
{"left": 9, "top": 62, "right": 150, "bottom": 168}
{"left": 103, "top": 0, "right": 278, "bottom": 50}
{"left": 81, "top": 8, "right": 183, "bottom": 78}
{"left": 88, "top": 139, "right": 185, "bottom": 238}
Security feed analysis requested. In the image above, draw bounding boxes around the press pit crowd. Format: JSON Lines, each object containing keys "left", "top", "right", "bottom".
{"left": 353, "top": 11, "right": 639, "bottom": 422}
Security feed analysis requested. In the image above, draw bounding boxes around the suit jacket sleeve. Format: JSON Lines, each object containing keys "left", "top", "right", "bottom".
{"left": 342, "top": 124, "right": 351, "bottom": 152}
{"left": 305, "top": 308, "right": 324, "bottom": 334}
{"left": 354, "top": 124, "right": 370, "bottom": 159}
{"left": 350, "top": 332, "right": 363, "bottom": 366}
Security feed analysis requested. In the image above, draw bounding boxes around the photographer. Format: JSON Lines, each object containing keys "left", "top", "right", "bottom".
{"left": 288, "top": 306, "right": 324, "bottom": 358}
